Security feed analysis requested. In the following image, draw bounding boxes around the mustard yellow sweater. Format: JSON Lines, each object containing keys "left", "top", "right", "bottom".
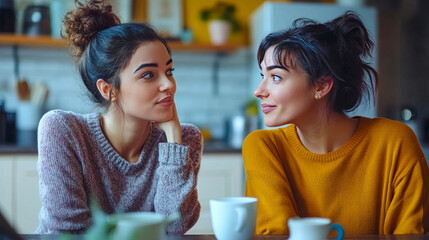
{"left": 243, "top": 117, "right": 429, "bottom": 234}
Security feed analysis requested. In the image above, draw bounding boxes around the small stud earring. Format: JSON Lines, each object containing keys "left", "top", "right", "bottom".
{"left": 315, "top": 93, "right": 321, "bottom": 100}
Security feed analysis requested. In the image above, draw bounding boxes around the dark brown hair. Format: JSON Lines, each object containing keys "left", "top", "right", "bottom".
{"left": 257, "top": 11, "right": 378, "bottom": 114}
{"left": 62, "top": 0, "right": 171, "bottom": 106}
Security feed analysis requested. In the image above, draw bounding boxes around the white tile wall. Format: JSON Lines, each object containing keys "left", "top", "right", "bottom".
{"left": 0, "top": 46, "right": 253, "bottom": 139}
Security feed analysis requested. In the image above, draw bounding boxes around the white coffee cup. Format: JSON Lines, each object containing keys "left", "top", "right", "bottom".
{"left": 288, "top": 217, "right": 344, "bottom": 240}
{"left": 16, "top": 102, "right": 42, "bottom": 131}
{"left": 210, "top": 197, "right": 257, "bottom": 240}
{"left": 111, "top": 212, "right": 179, "bottom": 240}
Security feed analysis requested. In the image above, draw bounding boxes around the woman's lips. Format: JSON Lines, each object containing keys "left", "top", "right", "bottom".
{"left": 157, "top": 96, "right": 173, "bottom": 106}
{"left": 261, "top": 104, "right": 276, "bottom": 114}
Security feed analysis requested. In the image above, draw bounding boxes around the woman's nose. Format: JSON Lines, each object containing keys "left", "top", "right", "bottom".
{"left": 160, "top": 75, "right": 174, "bottom": 92}
{"left": 254, "top": 80, "right": 269, "bottom": 99}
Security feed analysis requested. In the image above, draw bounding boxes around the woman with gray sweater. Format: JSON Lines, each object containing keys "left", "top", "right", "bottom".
{"left": 35, "top": 0, "right": 202, "bottom": 234}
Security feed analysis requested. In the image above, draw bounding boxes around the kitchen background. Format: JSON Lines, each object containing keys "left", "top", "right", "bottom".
{"left": 0, "top": 0, "right": 429, "bottom": 234}
{"left": 0, "top": 0, "right": 428, "bottom": 150}
{"left": 0, "top": 43, "right": 251, "bottom": 140}
{"left": 0, "top": 0, "right": 259, "bottom": 143}
{"left": 0, "top": 0, "right": 429, "bottom": 148}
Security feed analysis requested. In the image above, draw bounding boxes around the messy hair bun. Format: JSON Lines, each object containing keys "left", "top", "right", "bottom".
{"left": 62, "top": 0, "right": 121, "bottom": 57}
{"left": 327, "top": 12, "right": 372, "bottom": 59}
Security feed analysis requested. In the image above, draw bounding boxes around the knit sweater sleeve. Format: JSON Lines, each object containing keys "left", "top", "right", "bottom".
{"left": 243, "top": 129, "right": 298, "bottom": 235}
{"left": 35, "top": 111, "right": 91, "bottom": 234}
{"left": 385, "top": 155, "right": 429, "bottom": 234}
{"left": 382, "top": 124, "right": 429, "bottom": 234}
{"left": 154, "top": 124, "right": 202, "bottom": 234}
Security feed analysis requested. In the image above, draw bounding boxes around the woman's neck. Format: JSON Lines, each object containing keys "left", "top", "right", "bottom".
{"left": 101, "top": 108, "right": 151, "bottom": 163}
{"left": 295, "top": 112, "right": 359, "bottom": 154}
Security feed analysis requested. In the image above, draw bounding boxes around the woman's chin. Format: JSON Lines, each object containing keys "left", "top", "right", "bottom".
{"left": 156, "top": 113, "right": 174, "bottom": 122}
{"left": 264, "top": 118, "right": 281, "bottom": 128}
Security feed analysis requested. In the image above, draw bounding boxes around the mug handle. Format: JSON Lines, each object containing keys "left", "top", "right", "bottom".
{"left": 234, "top": 207, "right": 247, "bottom": 232}
{"left": 330, "top": 223, "right": 344, "bottom": 240}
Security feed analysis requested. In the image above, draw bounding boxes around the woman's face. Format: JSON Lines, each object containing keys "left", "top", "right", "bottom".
{"left": 254, "top": 46, "right": 317, "bottom": 127}
{"left": 117, "top": 41, "right": 175, "bottom": 123}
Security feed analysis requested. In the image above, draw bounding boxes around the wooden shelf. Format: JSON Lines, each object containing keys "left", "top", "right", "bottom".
{"left": 0, "top": 34, "right": 244, "bottom": 52}
{"left": 0, "top": 34, "right": 66, "bottom": 48}
{"left": 168, "top": 41, "right": 243, "bottom": 52}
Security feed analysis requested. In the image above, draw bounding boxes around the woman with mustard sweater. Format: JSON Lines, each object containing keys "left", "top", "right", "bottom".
{"left": 243, "top": 12, "right": 429, "bottom": 235}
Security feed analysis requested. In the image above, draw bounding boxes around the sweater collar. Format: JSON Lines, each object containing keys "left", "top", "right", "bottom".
{"left": 87, "top": 113, "right": 161, "bottom": 172}
{"left": 285, "top": 116, "right": 370, "bottom": 162}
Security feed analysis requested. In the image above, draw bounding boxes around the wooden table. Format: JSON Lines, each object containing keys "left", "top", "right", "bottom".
{"left": 21, "top": 234, "right": 429, "bottom": 240}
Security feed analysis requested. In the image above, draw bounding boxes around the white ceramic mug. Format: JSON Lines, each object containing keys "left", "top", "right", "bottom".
{"left": 288, "top": 217, "right": 344, "bottom": 240}
{"left": 210, "top": 197, "right": 257, "bottom": 240}
{"left": 16, "top": 102, "right": 41, "bottom": 131}
{"left": 111, "top": 212, "right": 179, "bottom": 240}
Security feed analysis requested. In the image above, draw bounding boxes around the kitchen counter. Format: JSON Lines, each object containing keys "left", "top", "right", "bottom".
{"left": 2, "top": 130, "right": 427, "bottom": 158}
{"left": 0, "top": 130, "right": 38, "bottom": 154}
{"left": 0, "top": 131, "right": 241, "bottom": 154}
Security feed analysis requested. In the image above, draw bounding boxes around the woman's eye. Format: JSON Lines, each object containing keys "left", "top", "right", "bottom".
{"left": 260, "top": 73, "right": 264, "bottom": 79}
{"left": 272, "top": 75, "right": 281, "bottom": 83}
{"left": 166, "top": 68, "right": 175, "bottom": 77}
{"left": 141, "top": 72, "right": 154, "bottom": 79}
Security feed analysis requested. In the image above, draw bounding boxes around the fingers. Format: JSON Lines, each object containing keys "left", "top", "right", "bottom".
{"left": 172, "top": 102, "right": 180, "bottom": 122}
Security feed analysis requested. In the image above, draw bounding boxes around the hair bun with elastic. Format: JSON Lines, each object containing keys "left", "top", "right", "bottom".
{"left": 62, "top": 0, "right": 121, "bottom": 58}
{"left": 329, "top": 11, "right": 373, "bottom": 58}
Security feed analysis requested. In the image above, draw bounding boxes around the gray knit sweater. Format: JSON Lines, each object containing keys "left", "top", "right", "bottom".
{"left": 35, "top": 110, "right": 202, "bottom": 234}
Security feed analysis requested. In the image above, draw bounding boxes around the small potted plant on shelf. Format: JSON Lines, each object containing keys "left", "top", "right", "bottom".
{"left": 200, "top": 2, "right": 241, "bottom": 45}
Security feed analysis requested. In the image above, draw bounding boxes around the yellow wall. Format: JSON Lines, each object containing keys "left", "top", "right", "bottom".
{"left": 185, "top": 0, "right": 273, "bottom": 45}
{"left": 132, "top": 0, "right": 147, "bottom": 22}
{"left": 133, "top": 0, "right": 335, "bottom": 45}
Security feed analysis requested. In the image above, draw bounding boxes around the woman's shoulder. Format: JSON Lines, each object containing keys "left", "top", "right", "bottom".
{"left": 39, "top": 110, "right": 95, "bottom": 135}
{"left": 40, "top": 109, "right": 85, "bottom": 125}
{"left": 365, "top": 117, "right": 416, "bottom": 138}
{"left": 242, "top": 125, "right": 294, "bottom": 153}
{"left": 368, "top": 116, "right": 406, "bottom": 127}
{"left": 38, "top": 110, "right": 93, "bottom": 153}
{"left": 363, "top": 117, "right": 427, "bottom": 179}
{"left": 245, "top": 126, "right": 291, "bottom": 142}
{"left": 245, "top": 128, "right": 274, "bottom": 139}
{"left": 363, "top": 116, "right": 424, "bottom": 158}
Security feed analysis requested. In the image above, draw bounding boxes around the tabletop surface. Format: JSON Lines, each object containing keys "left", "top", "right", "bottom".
{"left": 21, "top": 234, "right": 429, "bottom": 240}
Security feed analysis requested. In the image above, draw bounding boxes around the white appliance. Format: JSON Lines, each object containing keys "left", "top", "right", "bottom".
{"left": 250, "top": 2, "right": 378, "bottom": 123}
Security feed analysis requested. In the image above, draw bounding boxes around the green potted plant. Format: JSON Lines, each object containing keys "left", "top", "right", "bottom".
{"left": 200, "top": 2, "right": 241, "bottom": 45}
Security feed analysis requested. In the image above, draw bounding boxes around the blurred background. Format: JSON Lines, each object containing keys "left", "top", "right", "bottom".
{"left": 1, "top": 0, "right": 428, "bottom": 150}
{"left": 1, "top": 0, "right": 429, "bottom": 235}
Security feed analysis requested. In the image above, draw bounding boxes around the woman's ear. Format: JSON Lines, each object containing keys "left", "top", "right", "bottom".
{"left": 96, "top": 79, "right": 117, "bottom": 102}
{"left": 314, "top": 76, "right": 334, "bottom": 100}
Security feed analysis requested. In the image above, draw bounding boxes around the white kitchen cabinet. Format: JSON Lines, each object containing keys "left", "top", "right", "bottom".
{"left": 0, "top": 152, "right": 245, "bottom": 234}
{"left": 0, "top": 156, "right": 14, "bottom": 223}
{"left": 0, "top": 154, "right": 40, "bottom": 234}
{"left": 15, "top": 156, "right": 41, "bottom": 234}
{"left": 187, "top": 153, "right": 245, "bottom": 234}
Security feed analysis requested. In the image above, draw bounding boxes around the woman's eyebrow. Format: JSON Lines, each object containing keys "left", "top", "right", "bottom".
{"left": 266, "top": 65, "right": 287, "bottom": 71}
{"left": 134, "top": 63, "right": 158, "bottom": 73}
{"left": 133, "top": 59, "right": 173, "bottom": 74}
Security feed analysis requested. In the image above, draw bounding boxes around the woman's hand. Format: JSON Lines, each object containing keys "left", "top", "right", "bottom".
{"left": 156, "top": 103, "right": 182, "bottom": 144}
